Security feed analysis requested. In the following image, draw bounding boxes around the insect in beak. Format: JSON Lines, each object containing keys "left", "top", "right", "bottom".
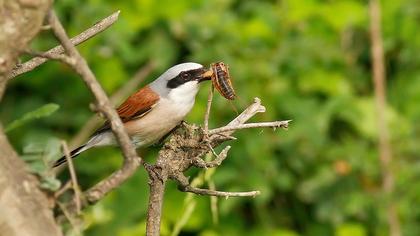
{"left": 197, "top": 69, "right": 213, "bottom": 83}
{"left": 210, "top": 62, "right": 236, "bottom": 100}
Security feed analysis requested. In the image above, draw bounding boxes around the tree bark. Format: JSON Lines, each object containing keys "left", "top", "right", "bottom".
{"left": 0, "top": 126, "right": 62, "bottom": 236}
{"left": 146, "top": 174, "right": 167, "bottom": 236}
{"left": 0, "top": 1, "right": 62, "bottom": 235}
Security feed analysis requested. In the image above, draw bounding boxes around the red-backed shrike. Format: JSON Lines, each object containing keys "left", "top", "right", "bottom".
{"left": 54, "top": 62, "right": 212, "bottom": 167}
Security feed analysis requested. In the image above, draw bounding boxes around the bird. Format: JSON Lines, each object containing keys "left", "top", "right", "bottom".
{"left": 54, "top": 62, "right": 213, "bottom": 167}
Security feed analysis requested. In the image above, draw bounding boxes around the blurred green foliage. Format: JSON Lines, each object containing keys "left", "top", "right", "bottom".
{"left": 1, "top": 0, "right": 420, "bottom": 235}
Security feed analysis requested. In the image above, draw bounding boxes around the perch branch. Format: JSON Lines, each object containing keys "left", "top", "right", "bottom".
{"left": 47, "top": 10, "right": 142, "bottom": 204}
{"left": 7, "top": 11, "right": 120, "bottom": 80}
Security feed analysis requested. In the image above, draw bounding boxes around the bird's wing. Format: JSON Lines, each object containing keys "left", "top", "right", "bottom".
{"left": 93, "top": 85, "right": 160, "bottom": 135}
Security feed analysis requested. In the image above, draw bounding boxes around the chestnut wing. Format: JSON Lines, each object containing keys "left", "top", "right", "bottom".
{"left": 92, "top": 86, "right": 160, "bottom": 135}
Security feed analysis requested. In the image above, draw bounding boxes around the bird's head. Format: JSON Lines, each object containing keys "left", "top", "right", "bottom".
{"left": 150, "top": 62, "right": 212, "bottom": 103}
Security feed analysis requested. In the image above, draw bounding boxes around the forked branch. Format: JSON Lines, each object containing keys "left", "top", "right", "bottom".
{"left": 145, "top": 96, "right": 290, "bottom": 236}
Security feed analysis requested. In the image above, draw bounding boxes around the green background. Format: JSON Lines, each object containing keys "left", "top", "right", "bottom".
{"left": 2, "top": 0, "right": 420, "bottom": 235}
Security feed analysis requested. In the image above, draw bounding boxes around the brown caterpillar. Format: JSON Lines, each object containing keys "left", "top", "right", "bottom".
{"left": 211, "top": 62, "right": 236, "bottom": 100}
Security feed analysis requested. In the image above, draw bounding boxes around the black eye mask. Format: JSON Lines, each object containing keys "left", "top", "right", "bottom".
{"left": 167, "top": 68, "right": 205, "bottom": 89}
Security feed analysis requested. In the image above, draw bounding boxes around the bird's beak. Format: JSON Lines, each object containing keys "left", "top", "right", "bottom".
{"left": 197, "top": 68, "right": 213, "bottom": 83}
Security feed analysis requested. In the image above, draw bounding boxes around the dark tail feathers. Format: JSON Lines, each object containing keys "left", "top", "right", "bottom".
{"left": 53, "top": 144, "right": 86, "bottom": 167}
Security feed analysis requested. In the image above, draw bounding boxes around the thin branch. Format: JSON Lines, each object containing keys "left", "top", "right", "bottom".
{"left": 47, "top": 10, "right": 142, "bottom": 204}
{"left": 221, "top": 97, "right": 266, "bottom": 132}
{"left": 23, "top": 49, "right": 75, "bottom": 65}
{"left": 54, "top": 181, "right": 72, "bottom": 199}
{"left": 174, "top": 172, "right": 260, "bottom": 198}
{"left": 204, "top": 85, "right": 214, "bottom": 134}
{"left": 192, "top": 146, "right": 230, "bottom": 168}
{"left": 208, "top": 120, "right": 290, "bottom": 135}
{"left": 61, "top": 141, "right": 81, "bottom": 215}
{"left": 56, "top": 202, "right": 81, "bottom": 235}
{"left": 181, "top": 185, "right": 260, "bottom": 198}
{"left": 6, "top": 11, "right": 120, "bottom": 80}
{"left": 369, "top": 0, "right": 400, "bottom": 235}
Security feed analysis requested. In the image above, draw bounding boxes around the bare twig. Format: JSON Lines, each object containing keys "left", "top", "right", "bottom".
{"left": 56, "top": 202, "right": 81, "bottom": 235}
{"left": 174, "top": 170, "right": 259, "bottom": 198}
{"left": 54, "top": 181, "right": 72, "bottom": 199}
{"left": 220, "top": 97, "right": 267, "bottom": 132}
{"left": 61, "top": 141, "right": 81, "bottom": 215}
{"left": 6, "top": 11, "right": 120, "bottom": 80}
{"left": 369, "top": 0, "right": 400, "bottom": 235}
{"left": 181, "top": 185, "right": 260, "bottom": 198}
{"left": 23, "top": 49, "right": 75, "bottom": 65}
{"left": 208, "top": 120, "right": 290, "bottom": 135}
{"left": 204, "top": 85, "right": 214, "bottom": 134}
{"left": 192, "top": 146, "right": 230, "bottom": 168}
{"left": 47, "top": 10, "right": 142, "bottom": 204}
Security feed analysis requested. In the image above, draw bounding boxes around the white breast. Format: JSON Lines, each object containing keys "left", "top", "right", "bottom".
{"left": 124, "top": 96, "right": 195, "bottom": 147}
{"left": 86, "top": 81, "right": 199, "bottom": 149}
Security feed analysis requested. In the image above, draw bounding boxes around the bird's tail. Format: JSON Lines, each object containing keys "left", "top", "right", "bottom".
{"left": 53, "top": 144, "right": 88, "bottom": 167}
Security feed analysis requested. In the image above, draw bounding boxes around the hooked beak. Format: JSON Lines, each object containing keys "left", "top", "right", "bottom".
{"left": 197, "top": 68, "right": 213, "bottom": 83}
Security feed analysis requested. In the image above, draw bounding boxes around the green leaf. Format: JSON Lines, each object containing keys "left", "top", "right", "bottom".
{"left": 5, "top": 103, "right": 60, "bottom": 133}
{"left": 27, "top": 161, "right": 47, "bottom": 174}
{"left": 40, "top": 176, "right": 61, "bottom": 191}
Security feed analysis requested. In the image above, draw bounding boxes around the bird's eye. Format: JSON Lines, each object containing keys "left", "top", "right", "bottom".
{"left": 181, "top": 72, "right": 189, "bottom": 80}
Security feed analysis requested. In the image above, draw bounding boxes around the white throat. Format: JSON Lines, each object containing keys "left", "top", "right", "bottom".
{"left": 167, "top": 81, "right": 199, "bottom": 105}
